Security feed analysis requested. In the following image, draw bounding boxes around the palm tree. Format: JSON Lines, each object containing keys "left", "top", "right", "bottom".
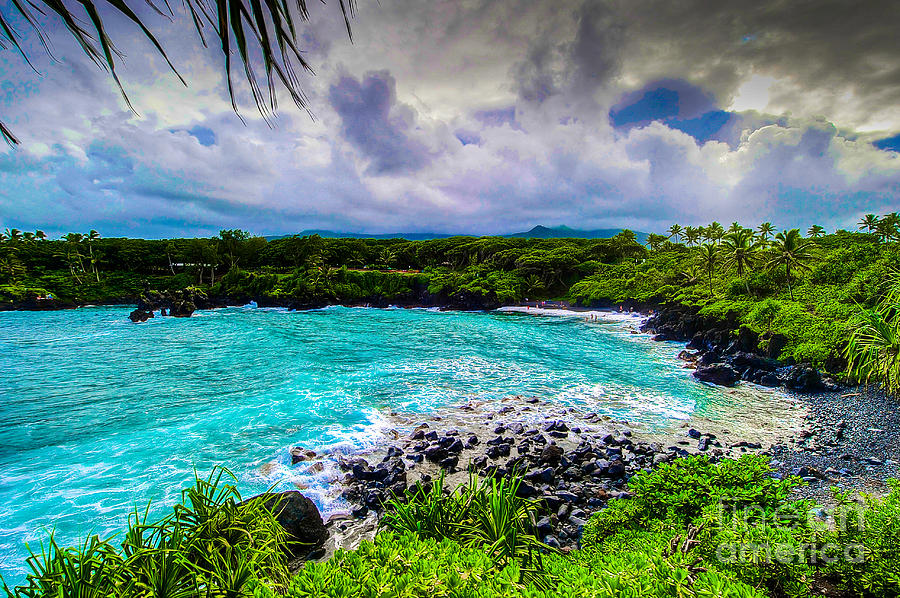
{"left": 683, "top": 226, "right": 700, "bottom": 247}
{"left": 698, "top": 243, "right": 718, "bottom": 298}
{"left": 708, "top": 222, "right": 726, "bottom": 244}
{"left": 22, "top": 231, "right": 35, "bottom": 242}
{"left": 679, "top": 266, "right": 700, "bottom": 286}
{"left": 0, "top": 232, "right": 7, "bottom": 243}
{"left": 807, "top": 225, "right": 826, "bottom": 238}
{"left": 845, "top": 273, "right": 900, "bottom": 393}
{"left": 1, "top": 0, "right": 355, "bottom": 145}
{"left": 876, "top": 213, "right": 900, "bottom": 243}
{"left": 667, "top": 224, "right": 683, "bottom": 243}
{"left": 727, "top": 221, "right": 743, "bottom": 235}
{"left": 35, "top": 230, "right": 47, "bottom": 241}
{"left": 646, "top": 233, "right": 668, "bottom": 251}
{"left": 63, "top": 233, "right": 86, "bottom": 284}
{"left": 85, "top": 230, "right": 101, "bottom": 282}
{"left": 858, "top": 214, "right": 879, "bottom": 233}
{"left": 766, "top": 229, "right": 816, "bottom": 301}
{"left": 4, "top": 228, "right": 22, "bottom": 242}
{"left": 721, "top": 229, "right": 760, "bottom": 296}
{"left": 757, "top": 222, "right": 776, "bottom": 242}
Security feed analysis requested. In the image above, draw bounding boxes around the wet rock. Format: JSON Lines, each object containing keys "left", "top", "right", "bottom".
{"left": 693, "top": 364, "right": 740, "bottom": 386}
{"left": 128, "top": 309, "right": 153, "bottom": 323}
{"left": 526, "top": 466, "right": 555, "bottom": 484}
{"left": 290, "top": 446, "right": 317, "bottom": 464}
{"left": 424, "top": 445, "right": 448, "bottom": 463}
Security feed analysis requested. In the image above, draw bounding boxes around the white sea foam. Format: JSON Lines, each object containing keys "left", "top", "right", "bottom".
{"left": 496, "top": 305, "right": 648, "bottom": 325}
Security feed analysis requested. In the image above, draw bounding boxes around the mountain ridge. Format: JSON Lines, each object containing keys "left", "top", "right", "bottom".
{"left": 266, "top": 225, "right": 650, "bottom": 243}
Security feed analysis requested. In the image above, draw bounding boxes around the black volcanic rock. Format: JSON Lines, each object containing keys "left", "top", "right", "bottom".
{"left": 693, "top": 364, "right": 740, "bottom": 386}
{"left": 244, "top": 491, "right": 327, "bottom": 559}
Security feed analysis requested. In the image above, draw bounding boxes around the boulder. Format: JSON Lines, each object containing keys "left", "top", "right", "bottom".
{"left": 779, "top": 365, "right": 822, "bottom": 392}
{"left": 539, "top": 444, "right": 564, "bottom": 465}
{"left": 290, "top": 446, "right": 317, "bottom": 464}
{"left": 128, "top": 309, "right": 153, "bottom": 323}
{"left": 693, "top": 364, "right": 740, "bottom": 386}
{"left": 245, "top": 491, "right": 327, "bottom": 559}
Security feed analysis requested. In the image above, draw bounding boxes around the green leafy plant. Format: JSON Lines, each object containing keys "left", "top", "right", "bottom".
{"left": 382, "top": 471, "right": 551, "bottom": 588}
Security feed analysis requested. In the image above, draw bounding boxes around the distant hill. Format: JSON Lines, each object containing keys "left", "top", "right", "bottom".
{"left": 267, "top": 225, "right": 649, "bottom": 243}
{"left": 504, "top": 225, "right": 649, "bottom": 243}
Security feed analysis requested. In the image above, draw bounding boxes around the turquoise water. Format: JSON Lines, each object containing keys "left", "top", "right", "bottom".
{"left": 1, "top": 305, "right": 728, "bottom": 580}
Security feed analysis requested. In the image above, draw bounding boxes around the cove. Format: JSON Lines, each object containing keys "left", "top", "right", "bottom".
{"left": 0, "top": 305, "right": 770, "bottom": 580}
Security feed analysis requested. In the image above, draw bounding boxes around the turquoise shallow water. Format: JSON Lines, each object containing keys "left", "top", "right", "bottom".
{"left": 1, "top": 305, "right": 730, "bottom": 580}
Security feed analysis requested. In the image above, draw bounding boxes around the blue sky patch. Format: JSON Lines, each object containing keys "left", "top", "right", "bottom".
{"left": 874, "top": 133, "right": 900, "bottom": 152}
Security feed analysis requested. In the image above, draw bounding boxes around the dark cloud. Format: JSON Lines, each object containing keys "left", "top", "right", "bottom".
{"left": 2, "top": 0, "right": 900, "bottom": 239}
{"left": 328, "top": 70, "right": 430, "bottom": 175}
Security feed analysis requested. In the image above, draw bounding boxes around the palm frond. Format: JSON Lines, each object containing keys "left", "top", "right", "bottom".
{"left": 1, "top": 0, "right": 356, "bottom": 145}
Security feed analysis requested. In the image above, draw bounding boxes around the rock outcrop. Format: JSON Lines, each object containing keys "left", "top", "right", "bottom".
{"left": 247, "top": 491, "right": 328, "bottom": 560}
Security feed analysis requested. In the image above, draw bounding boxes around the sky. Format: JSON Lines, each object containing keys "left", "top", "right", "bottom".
{"left": 1, "top": 0, "right": 899, "bottom": 238}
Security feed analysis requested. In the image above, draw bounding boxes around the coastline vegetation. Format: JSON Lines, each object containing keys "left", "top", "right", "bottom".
{"left": 6, "top": 458, "right": 900, "bottom": 597}
{"left": 2, "top": 215, "right": 899, "bottom": 387}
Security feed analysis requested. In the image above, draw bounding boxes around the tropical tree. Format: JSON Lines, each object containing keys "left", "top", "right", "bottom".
{"left": 807, "top": 225, "right": 826, "bottom": 238}
{"left": 698, "top": 243, "right": 718, "bottom": 298}
{"left": 845, "top": 273, "right": 900, "bottom": 393}
{"left": 63, "top": 233, "right": 86, "bottom": 284}
{"left": 667, "top": 224, "right": 683, "bottom": 243}
{"left": 3, "top": 228, "right": 22, "bottom": 242}
{"left": 219, "top": 229, "right": 252, "bottom": 271}
{"left": 86, "top": 229, "right": 101, "bottom": 282}
{"left": 709, "top": 222, "right": 726, "bottom": 244}
{"left": 858, "top": 214, "right": 879, "bottom": 233}
{"left": 646, "top": 233, "right": 669, "bottom": 251}
{"left": 683, "top": 226, "right": 700, "bottom": 247}
{"left": 766, "top": 229, "right": 816, "bottom": 300}
{"left": 0, "top": 232, "right": 6, "bottom": 243}
{"left": 35, "top": 230, "right": 47, "bottom": 241}
{"left": 757, "top": 222, "right": 776, "bottom": 242}
{"left": 721, "top": 228, "right": 760, "bottom": 296}
{"left": 876, "top": 212, "right": 900, "bottom": 242}
{"left": 0, "top": 0, "right": 356, "bottom": 145}
{"left": 727, "top": 221, "right": 743, "bottom": 235}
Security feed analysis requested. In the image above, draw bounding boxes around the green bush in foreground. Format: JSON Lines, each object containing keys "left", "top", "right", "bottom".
{"left": 382, "top": 472, "right": 550, "bottom": 587}
{"left": 582, "top": 455, "right": 900, "bottom": 598}
{"left": 2, "top": 467, "right": 289, "bottom": 598}
{"left": 277, "top": 531, "right": 767, "bottom": 598}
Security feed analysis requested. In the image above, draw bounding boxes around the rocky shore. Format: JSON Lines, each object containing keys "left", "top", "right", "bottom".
{"left": 641, "top": 303, "right": 841, "bottom": 393}
{"left": 291, "top": 380, "right": 895, "bottom": 561}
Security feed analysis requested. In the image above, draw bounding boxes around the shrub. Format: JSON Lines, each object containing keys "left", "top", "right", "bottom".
{"left": 2, "top": 467, "right": 289, "bottom": 598}
{"left": 826, "top": 480, "right": 900, "bottom": 596}
{"left": 382, "top": 472, "right": 549, "bottom": 587}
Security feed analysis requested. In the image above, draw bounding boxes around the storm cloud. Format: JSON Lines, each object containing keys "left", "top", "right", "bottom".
{"left": 1, "top": 0, "right": 898, "bottom": 237}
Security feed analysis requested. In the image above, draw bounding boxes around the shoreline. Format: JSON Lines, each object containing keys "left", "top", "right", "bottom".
{"left": 311, "top": 383, "right": 897, "bottom": 558}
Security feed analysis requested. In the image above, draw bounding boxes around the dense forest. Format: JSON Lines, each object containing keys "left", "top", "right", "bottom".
{"left": 1, "top": 215, "right": 899, "bottom": 383}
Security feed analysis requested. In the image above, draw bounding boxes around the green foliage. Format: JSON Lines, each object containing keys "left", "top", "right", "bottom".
{"left": 844, "top": 271, "right": 900, "bottom": 392}
{"left": 585, "top": 456, "right": 801, "bottom": 534}
{"left": 826, "top": 480, "right": 900, "bottom": 596}
{"left": 285, "top": 530, "right": 767, "bottom": 598}
{"left": 382, "top": 472, "right": 549, "bottom": 587}
{"left": 2, "top": 467, "right": 289, "bottom": 598}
